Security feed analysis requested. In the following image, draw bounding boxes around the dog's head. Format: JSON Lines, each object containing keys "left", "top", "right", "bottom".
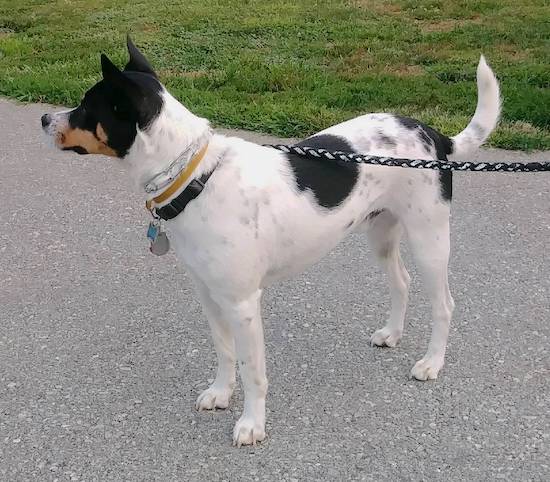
{"left": 41, "top": 37, "right": 164, "bottom": 158}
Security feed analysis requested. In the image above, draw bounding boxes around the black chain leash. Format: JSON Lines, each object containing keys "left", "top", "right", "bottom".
{"left": 265, "top": 145, "right": 550, "bottom": 172}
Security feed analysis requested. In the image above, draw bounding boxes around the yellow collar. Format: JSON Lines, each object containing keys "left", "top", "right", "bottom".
{"left": 145, "top": 144, "right": 208, "bottom": 211}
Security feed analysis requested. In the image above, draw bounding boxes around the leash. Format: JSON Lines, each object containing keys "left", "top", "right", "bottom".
{"left": 265, "top": 145, "right": 550, "bottom": 172}
{"left": 143, "top": 141, "right": 549, "bottom": 256}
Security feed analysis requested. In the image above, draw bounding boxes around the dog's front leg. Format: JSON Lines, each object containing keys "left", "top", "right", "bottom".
{"left": 217, "top": 289, "right": 267, "bottom": 447}
{"left": 194, "top": 279, "right": 236, "bottom": 411}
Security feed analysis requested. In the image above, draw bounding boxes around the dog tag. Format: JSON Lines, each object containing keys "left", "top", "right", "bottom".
{"left": 147, "top": 220, "right": 160, "bottom": 242}
{"left": 150, "top": 231, "right": 170, "bottom": 256}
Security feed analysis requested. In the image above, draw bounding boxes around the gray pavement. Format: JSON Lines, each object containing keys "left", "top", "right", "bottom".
{"left": 1, "top": 97, "right": 549, "bottom": 481}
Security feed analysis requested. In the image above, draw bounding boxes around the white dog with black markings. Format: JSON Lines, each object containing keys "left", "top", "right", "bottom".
{"left": 42, "top": 38, "right": 500, "bottom": 446}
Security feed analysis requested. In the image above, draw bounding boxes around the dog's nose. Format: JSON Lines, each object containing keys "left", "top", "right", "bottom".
{"left": 41, "top": 113, "right": 51, "bottom": 129}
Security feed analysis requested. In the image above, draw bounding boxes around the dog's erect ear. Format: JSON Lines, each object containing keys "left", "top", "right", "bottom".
{"left": 101, "top": 53, "right": 143, "bottom": 104}
{"left": 100, "top": 50, "right": 162, "bottom": 129}
{"left": 125, "top": 35, "right": 157, "bottom": 77}
{"left": 101, "top": 53, "right": 125, "bottom": 82}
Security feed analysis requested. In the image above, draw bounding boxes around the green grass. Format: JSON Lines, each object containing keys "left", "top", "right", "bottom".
{"left": 0, "top": 0, "right": 548, "bottom": 149}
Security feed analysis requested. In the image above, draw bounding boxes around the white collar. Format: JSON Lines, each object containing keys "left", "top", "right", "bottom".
{"left": 143, "top": 132, "right": 212, "bottom": 195}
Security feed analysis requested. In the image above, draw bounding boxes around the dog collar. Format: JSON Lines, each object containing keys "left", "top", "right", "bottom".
{"left": 145, "top": 143, "right": 208, "bottom": 211}
{"left": 150, "top": 171, "right": 214, "bottom": 220}
{"left": 144, "top": 140, "right": 209, "bottom": 194}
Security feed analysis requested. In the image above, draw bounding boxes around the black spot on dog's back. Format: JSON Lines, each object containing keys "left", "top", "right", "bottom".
{"left": 289, "top": 134, "right": 359, "bottom": 209}
{"left": 296, "top": 134, "right": 355, "bottom": 153}
{"left": 395, "top": 115, "right": 453, "bottom": 202}
{"left": 395, "top": 115, "right": 453, "bottom": 159}
{"left": 376, "top": 130, "right": 397, "bottom": 149}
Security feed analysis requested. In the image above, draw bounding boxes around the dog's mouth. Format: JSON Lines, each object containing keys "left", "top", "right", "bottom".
{"left": 57, "top": 131, "right": 89, "bottom": 155}
{"left": 62, "top": 145, "right": 89, "bottom": 155}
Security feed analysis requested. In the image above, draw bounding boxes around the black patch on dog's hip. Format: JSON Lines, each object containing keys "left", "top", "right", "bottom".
{"left": 288, "top": 134, "right": 359, "bottom": 209}
{"left": 438, "top": 170, "right": 452, "bottom": 201}
{"left": 395, "top": 115, "right": 453, "bottom": 202}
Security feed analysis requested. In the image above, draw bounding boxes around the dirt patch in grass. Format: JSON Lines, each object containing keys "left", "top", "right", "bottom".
{"left": 415, "top": 41, "right": 458, "bottom": 61}
{"left": 418, "top": 16, "right": 483, "bottom": 33}
{"left": 159, "top": 69, "right": 209, "bottom": 79}
{"left": 349, "top": 1, "right": 402, "bottom": 15}
{"left": 383, "top": 64, "right": 424, "bottom": 77}
{"left": 496, "top": 43, "right": 531, "bottom": 62}
{"left": 139, "top": 23, "right": 160, "bottom": 33}
{"left": 337, "top": 47, "right": 373, "bottom": 73}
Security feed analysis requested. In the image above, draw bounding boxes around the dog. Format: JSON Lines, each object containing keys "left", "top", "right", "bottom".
{"left": 41, "top": 37, "right": 500, "bottom": 446}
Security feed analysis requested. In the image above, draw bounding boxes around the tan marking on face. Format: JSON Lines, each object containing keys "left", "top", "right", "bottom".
{"left": 96, "top": 123, "right": 109, "bottom": 144}
{"left": 57, "top": 123, "right": 117, "bottom": 157}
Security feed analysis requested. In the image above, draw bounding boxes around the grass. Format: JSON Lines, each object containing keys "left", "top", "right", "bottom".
{"left": 0, "top": 0, "right": 548, "bottom": 150}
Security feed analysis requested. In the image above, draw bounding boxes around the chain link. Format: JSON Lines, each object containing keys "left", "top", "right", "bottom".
{"left": 265, "top": 145, "right": 550, "bottom": 172}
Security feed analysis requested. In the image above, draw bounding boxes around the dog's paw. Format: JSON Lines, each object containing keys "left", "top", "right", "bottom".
{"left": 232, "top": 416, "right": 266, "bottom": 447}
{"left": 195, "top": 386, "right": 232, "bottom": 411}
{"left": 370, "top": 327, "right": 402, "bottom": 348}
{"left": 410, "top": 357, "right": 444, "bottom": 381}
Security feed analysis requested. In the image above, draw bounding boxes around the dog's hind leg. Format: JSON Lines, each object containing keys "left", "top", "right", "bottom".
{"left": 403, "top": 206, "right": 455, "bottom": 380}
{"left": 367, "top": 210, "right": 411, "bottom": 348}
{"left": 193, "top": 278, "right": 237, "bottom": 411}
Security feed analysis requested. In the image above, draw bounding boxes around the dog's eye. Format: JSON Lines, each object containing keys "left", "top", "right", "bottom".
{"left": 112, "top": 103, "right": 125, "bottom": 117}
{"left": 111, "top": 102, "right": 132, "bottom": 120}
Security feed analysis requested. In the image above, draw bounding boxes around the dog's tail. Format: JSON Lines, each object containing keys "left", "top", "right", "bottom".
{"left": 450, "top": 55, "right": 501, "bottom": 158}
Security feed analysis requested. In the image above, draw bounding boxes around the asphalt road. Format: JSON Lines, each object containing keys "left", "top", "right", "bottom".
{"left": 1, "top": 97, "right": 549, "bottom": 481}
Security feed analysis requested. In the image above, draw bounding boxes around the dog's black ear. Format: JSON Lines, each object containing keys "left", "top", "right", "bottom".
{"left": 101, "top": 54, "right": 124, "bottom": 81}
{"left": 101, "top": 53, "right": 143, "bottom": 102}
{"left": 125, "top": 35, "right": 157, "bottom": 77}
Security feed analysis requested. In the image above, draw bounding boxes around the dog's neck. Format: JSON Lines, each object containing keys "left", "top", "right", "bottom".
{"left": 123, "top": 90, "right": 214, "bottom": 191}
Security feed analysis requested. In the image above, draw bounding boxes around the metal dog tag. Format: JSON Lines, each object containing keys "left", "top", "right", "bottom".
{"left": 150, "top": 231, "right": 170, "bottom": 256}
